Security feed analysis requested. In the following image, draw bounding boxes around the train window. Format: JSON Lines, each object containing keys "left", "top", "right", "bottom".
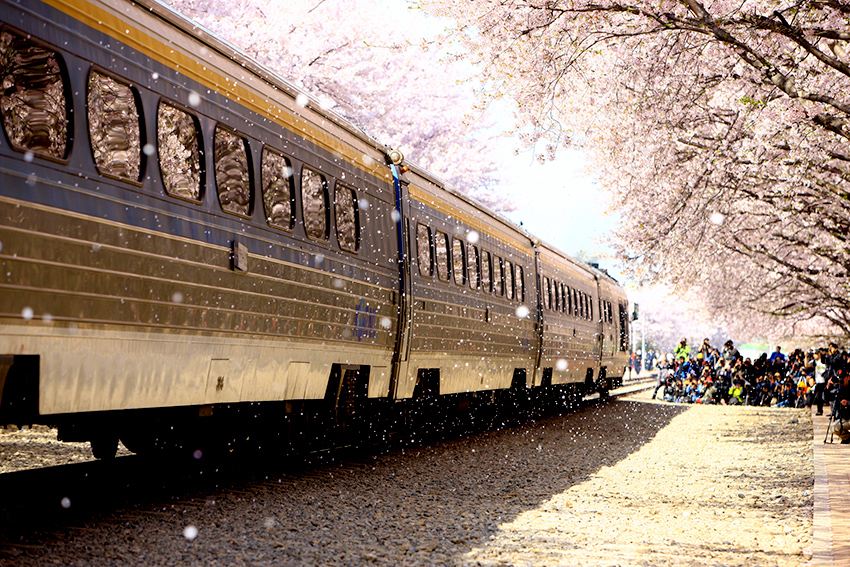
{"left": 516, "top": 265, "right": 525, "bottom": 302}
{"left": 493, "top": 255, "right": 503, "bottom": 296}
{"left": 543, "top": 277, "right": 551, "bottom": 310}
{"left": 573, "top": 289, "right": 579, "bottom": 317}
{"left": 87, "top": 70, "right": 141, "bottom": 181}
{"left": 619, "top": 303, "right": 628, "bottom": 351}
{"left": 157, "top": 102, "right": 201, "bottom": 201}
{"left": 416, "top": 223, "right": 432, "bottom": 277}
{"left": 505, "top": 260, "right": 514, "bottom": 300}
{"left": 434, "top": 231, "right": 449, "bottom": 281}
{"left": 481, "top": 251, "right": 491, "bottom": 293}
{"left": 554, "top": 280, "right": 560, "bottom": 312}
{"left": 589, "top": 295, "right": 594, "bottom": 320}
{"left": 555, "top": 282, "right": 567, "bottom": 313}
{"left": 335, "top": 184, "right": 359, "bottom": 252}
{"left": 452, "top": 239, "right": 466, "bottom": 286}
{"left": 467, "top": 245, "right": 480, "bottom": 289}
{"left": 301, "top": 167, "right": 329, "bottom": 240}
{"left": 261, "top": 148, "right": 295, "bottom": 230}
{"left": 214, "top": 125, "right": 252, "bottom": 217}
{"left": 0, "top": 30, "right": 68, "bottom": 159}
{"left": 549, "top": 278, "right": 555, "bottom": 310}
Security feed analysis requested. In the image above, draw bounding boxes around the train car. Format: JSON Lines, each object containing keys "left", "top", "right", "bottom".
{"left": 595, "top": 267, "right": 631, "bottom": 389}
{"left": 0, "top": 0, "right": 405, "bottom": 456}
{"left": 403, "top": 167, "right": 538, "bottom": 401}
{"left": 537, "top": 245, "right": 603, "bottom": 390}
{"left": 0, "top": 0, "right": 629, "bottom": 458}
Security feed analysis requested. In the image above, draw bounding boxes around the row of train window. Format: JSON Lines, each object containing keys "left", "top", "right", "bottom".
{"left": 414, "top": 220, "right": 614, "bottom": 324}
{"left": 416, "top": 223, "right": 526, "bottom": 303}
{"left": 0, "top": 28, "right": 360, "bottom": 252}
{"left": 540, "top": 276, "right": 601, "bottom": 322}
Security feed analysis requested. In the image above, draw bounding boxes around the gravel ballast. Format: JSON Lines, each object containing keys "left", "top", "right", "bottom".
{"left": 0, "top": 391, "right": 813, "bottom": 566}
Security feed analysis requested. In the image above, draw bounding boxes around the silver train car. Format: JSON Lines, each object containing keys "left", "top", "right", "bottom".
{"left": 0, "top": 0, "right": 630, "bottom": 458}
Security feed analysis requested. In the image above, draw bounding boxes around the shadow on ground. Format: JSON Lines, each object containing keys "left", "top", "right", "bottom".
{"left": 0, "top": 399, "right": 692, "bottom": 565}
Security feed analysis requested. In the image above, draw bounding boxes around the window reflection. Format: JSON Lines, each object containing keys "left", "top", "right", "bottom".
{"left": 302, "top": 168, "right": 328, "bottom": 240}
{"left": 515, "top": 265, "right": 524, "bottom": 303}
{"left": 262, "top": 148, "right": 294, "bottom": 230}
{"left": 88, "top": 70, "right": 141, "bottom": 181}
{"left": 417, "top": 224, "right": 432, "bottom": 277}
{"left": 494, "top": 256, "right": 503, "bottom": 296}
{"left": 435, "top": 232, "right": 449, "bottom": 282}
{"left": 481, "top": 251, "right": 491, "bottom": 293}
{"left": 335, "top": 184, "right": 359, "bottom": 252}
{"left": 452, "top": 239, "right": 465, "bottom": 286}
{"left": 157, "top": 103, "right": 201, "bottom": 200}
{"left": 0, "top": 30, "right": 67, "bottom": 159}
{"left": 467, "top": 245, "right": 479, "bottom": 290}
{"left": 214, "top": 126, "right": 251, "bottom": 216}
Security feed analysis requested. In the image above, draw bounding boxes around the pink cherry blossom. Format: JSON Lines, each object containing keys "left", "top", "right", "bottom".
{"left": 166, "top": 0, "right": 513, "bottom": 210}
{"left": 424, "top": 0, "right": 850, "bottom": 340}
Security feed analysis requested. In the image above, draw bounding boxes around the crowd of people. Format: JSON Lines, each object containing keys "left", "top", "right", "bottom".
{"left": 641, "top": 339, "right": 850, "bottom": 443}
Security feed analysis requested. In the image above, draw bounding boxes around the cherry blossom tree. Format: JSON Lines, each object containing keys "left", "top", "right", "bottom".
{"left": 165, "top": 0, "right": 511, "bottom": 209}
{"left": 423, "top": 0, "right": 850, "bottom": 340}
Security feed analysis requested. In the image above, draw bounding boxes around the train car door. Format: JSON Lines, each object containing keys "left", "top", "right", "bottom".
{"left": 388, "top": 155, "right": 413, "bottom": 397}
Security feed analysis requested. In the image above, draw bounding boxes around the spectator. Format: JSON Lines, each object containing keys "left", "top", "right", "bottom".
{"left": 825, "top": 343, "right": 843, "bottom": 383}
{"left": 675, "top": 338, "right": 690, "bottom": 365}
{"left": 775, "top": 381, "right": 797, "bottom": 408}
{"left": 722, "top": 340, "right": 741, "bottom": 363}
{"left": 727, "top": 379, "right": 745, "bottom": 405}
{"left": 645, "top": 349, "right": 656, "bottom": 372}
{"left": 829, "top": 371, "right": 850, "bottom": 444}
{"left": 652, "top": 341, "right": 849, "bottom": 418}
{"left": 698, "top": 378, "right": 718, "bottom": 404}
{"left": 813, "top": 351, "right": 828, "bottom": 415}
{"left": 697, "top": 338, "right": 712, "bottom": 362}
{"left": 769, "top": 346, "right": 787, "bottom": 375}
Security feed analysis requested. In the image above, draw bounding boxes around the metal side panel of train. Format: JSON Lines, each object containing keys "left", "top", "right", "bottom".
{"left": 0, "top": 0, "right": 401, "bottom": 421}
{"left": 596, "top": 273, "right": 630, "bottom": 383}
{"left": 401, "top": 176, "right": 539, "bottom": 398}
{"left": 536, "top": 245, "right": 602, "bottom": 387}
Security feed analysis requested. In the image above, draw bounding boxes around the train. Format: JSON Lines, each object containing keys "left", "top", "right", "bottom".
{"left": 0, "top": 0, "right": 630, "bottom": 459}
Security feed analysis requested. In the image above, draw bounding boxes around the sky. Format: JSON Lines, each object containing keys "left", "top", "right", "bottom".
{"left": 498, "top": 147, "right": 621, "bottom": 278}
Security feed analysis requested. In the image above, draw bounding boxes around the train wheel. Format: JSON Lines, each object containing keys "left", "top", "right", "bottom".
{"left": 91, "top": 434, "right": 119, "bottom": 460}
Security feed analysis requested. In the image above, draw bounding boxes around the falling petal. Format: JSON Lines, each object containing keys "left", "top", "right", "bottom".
{"left": 183, "top": 526, "right": 199, "bottom": 541}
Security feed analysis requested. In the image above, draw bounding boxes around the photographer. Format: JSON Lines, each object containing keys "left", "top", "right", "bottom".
{"left": 722, "top": 340, "right": 741, "bottom": 364}
{"left": 828, "top": 370, "right": 850, "bottom": 444}
{"left": 825, "top": 343, "right": 843, "bottom": 383}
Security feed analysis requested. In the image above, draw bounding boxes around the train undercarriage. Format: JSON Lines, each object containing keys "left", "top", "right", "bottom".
{"left": 1, "top": 357, "right": 608, "bottom": 460}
